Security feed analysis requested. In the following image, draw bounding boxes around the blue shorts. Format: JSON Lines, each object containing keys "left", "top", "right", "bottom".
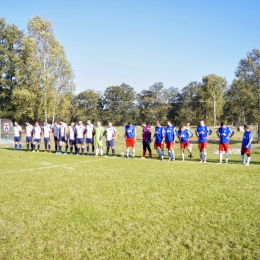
{"left": 59, "top": 136, "right": 67, "bottom": 142}
{"left": 54, "top": 136, "right": 58, "bottom": 142}
{"left": 26, "top": 136, "right": 32, "bottom": 143}
{"left": 34, "top": 138, "right": 41, "bottom": 143}
{"left": 106, "top": 140, "right": 114, "bottom": 147}
{"left": 44, "top": 137, "right": 50, "bottom": 143}
{"left": 86, "top": 138, "right": 93, "bottom": 144}
{"left": 76, "top": 138, "right": 84, "bottom": 145}
{"left": 69, "top": 139, "right": 76, "bottom": 145}
{"left": 14, "top": 136, "right": 21, "bottom": 142}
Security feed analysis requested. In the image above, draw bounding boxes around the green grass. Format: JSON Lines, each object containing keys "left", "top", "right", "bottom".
{"left": 0, "top": 127, "right": 260, "bottom": 259}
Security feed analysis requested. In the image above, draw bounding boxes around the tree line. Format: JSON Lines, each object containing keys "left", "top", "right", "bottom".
{"left": 1, "top": 16, "right": 260, "bottom": 126}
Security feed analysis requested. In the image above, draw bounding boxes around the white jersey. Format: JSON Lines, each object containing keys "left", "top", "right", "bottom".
{"left": 14, "top": 125, "right": 22, "bottom": 137}
{"left": 25, "top": 125, "right": 33, "bottom": 136}
{"left": 42, "top": 125, "right": 51, "bottom": 138}
{"left": 52, "top": 125, "right": 60, "bottom": 137}
{"left": 106, "top": 127, "right": 117, "bottom": 141}
{"left": 69, "top": 126, "right": 76, "bottom": 140}
{"left": 59, "top": 123, "right": 67, "bottom": 137}
{"left": 75, "top": 125, "right": 85, "bottom": 138}
{"left": 85, "top": 124, "right": 94, "bottom": 138}
{"left": 33, "top": 126, "right": 42, "bottom": 139}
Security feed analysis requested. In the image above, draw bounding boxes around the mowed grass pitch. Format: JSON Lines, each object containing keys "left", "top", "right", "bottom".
{"left": 0, "top": 127, "right": 260, "bottom": 259}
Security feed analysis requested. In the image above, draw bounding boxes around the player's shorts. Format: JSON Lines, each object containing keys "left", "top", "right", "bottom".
{"left": 106, "top": 140, "right": 114, "bottom": 147}
{"left": 26, "top": 136, "right": 32, "bottom": 143}
{"left": 126, "top": 137, "right": 135, "bottom": 147}
{"left": 86, "top": 138, "right": 93, "bottom": 144}
{"left": 180, "top": 141, "right": 190, "bottom": 149}
{"left": 241, "top": 147, "right": 251, "bottom": 154}
{"left": 94, "top": 139, "right": 103, "bottom": 147}
{"left": 14, "top": 136, "right": 21, "bottom": 142}
{"left": 76, "top": 138, "right": 84, "bottom": 145}
{"left": 59, "top": 136, "right": 67, "bottom": 142}
{"left": 34, "top": 138, "right": 41, "bottom": 143}
{"left": 198, "top": 142, "right": 207, "bottom": 149}
{"left": 219, "top": 143, "right": 229, "bottom": 152}
{"left": 69, "top": 139, "right": 75, "bottom": 145}
{"left": 154, "top": 142, "right": 164, "bottom": 149}
{"left": 54, "top": 136, "right": 58, "bottom": 142}
{"left": 44, "top": 137, "right": 50, "bottom": 143}
{"left": 166, "top": 142, "right": 174, "bottom": 149}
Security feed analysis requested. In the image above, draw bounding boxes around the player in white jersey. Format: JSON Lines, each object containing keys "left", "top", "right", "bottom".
{"left": 104, "top": 122, "right": 117, "bottom": 156}
{"left": 57, "top": 119, "right": 68, "bottom": 154}
{"left": 85, "top": 120, "right": 95, "bottom": 155}
{"left": 13, "top": 121, "right": 22, "bottom": 151}
{"left": 32, "top": 122, "right": 42, "bottom": 152}
{"left": 75, "top": 120, "right": 85, "bottom": 155}
{"left": 25, "top": 121, "right": 33, "bottom": 151}
{"left": 52, "top": 121, "right": 60, "bottom": 153}
{"left": 42, "top": 121, "right": 52, "bottom": 153}
{"left": 68, "top": 122, "right": 76, "bottom": 154}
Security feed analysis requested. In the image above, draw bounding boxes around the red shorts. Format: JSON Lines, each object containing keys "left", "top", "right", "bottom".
{"left": 166, "top": 142, "right": 174, "bottom": 149}
{"left": 154, "top": 142, "right": 164, "bottom": 149}
{"left": 219, "top": 143, "right": 229, "bottom": 152}
{"left": 126, "top": 138, "right": 135, "bottom": 147}
{"left": 180, "top": 141, "right": 190, "bottom": 149}
{"left": 241, "top": 148, "right": 251, "bottom": 154}
{"left": 198, "top": 142, "right": 207, "bottom": 149}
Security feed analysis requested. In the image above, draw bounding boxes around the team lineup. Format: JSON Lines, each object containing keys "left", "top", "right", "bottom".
{"left": 12, "top": 119, "right": 253, "bottom": 165}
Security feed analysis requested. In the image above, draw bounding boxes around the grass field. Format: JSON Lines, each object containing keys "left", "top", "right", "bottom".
{"left": 0, "top": 127, "right": 260, "bottom": 259}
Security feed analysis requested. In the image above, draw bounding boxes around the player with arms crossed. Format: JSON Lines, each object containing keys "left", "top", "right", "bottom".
{"left": 216, "top": 122, "right": 234, "bottom": 164}
{"left": 241, "top": 125, "right": 253, "bottom": 166}
{"left": 75, "top": 120, "right": 85, "bottom": 155}
{"left": 32, "top": 122, "right": 42, "bottom": 152}
{"left": 125, "top": 122, "right": 136, "bottom": 158}
{"left": 195, "top": 120, "right": 212, "bottom": 163}
{"left": 13, "top": 121, "right": 22, "bottom": 151}
{"left": 68, "top": 122, "right": 76, "bottom": 155}
{"left": 104, "top": 122, "right": 117, "bottom": 157}
{"left": 52, "top": 121, "right": 60, "bottom": 153}
{"left": 94, "top": 121, "right": 104, "bottom": 156}
{"left": 177, "top": 125, "right": 193, "bottom": 161}
{"left": 42, "top": 121, "right": 52, "bottom": 153}
{"left": 165, "top": 120, "right": 177, "bottom": 161}
{"left": 141, "top": 122, "right": 152, "bottom": 159}
{"left": 58, "top": 119, "right": 68, "bottom": 154}
{"left": 153, "top": 121, "right": 165, "bottom": 160}
{"left": 25, "top": 121, "right": 33, "bottom": 151}
{"left": 85, "top": 120, "right": 95, "bottom": 156}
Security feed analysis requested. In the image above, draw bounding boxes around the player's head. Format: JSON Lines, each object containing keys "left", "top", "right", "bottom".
{"left": 78, "top": 120, "right": 82, "bottom": 125}
{"left": 156, "top": 121, "right": 161, "bottom": 127}
{"left": 108, "top": 122, "right": 112, "bottom": 127}
{"left": 14, "top": 121, "right": 18, "bottom": 126}
{"left": 186, "top": 122, "right": 190, "bottom": 127}
{"left": 199, "top": 120, "right": 204, "bottom": 126}
{"left": 220, "top": 122, "right": 225, "bottom": 128}
{"left": 180, "top": 125, "right": 184, "bottom": 130}
{"left": 59, "top": 119, "right": 64, "bottom": 124}
{"left": 35, "top": 122, "right": 39, "bottom": 126}
{"left": 97, "top": 121, "right": 101, "bottom": 127}
{"left": 54, "top": 121, "right": 57, "bottom": 126}
{"left": 167, "top": 120, "right": 172, "bottom": 126}
{"left": 87, "top": 119, "right": 91, "bottom": 125}
{"left": 244, "top": 124, "right": 249, "bottom": 131}
{"left": 25, "top": 121, "right": 29, "bottom": 126}
{"left": 44, "top": 120, "right": 48, "bottom": 125}
{"left": 141, "top": 121, "right": 146, "bottom": 127}
{"left": 71, "top": 122, "right": 75, "bottom": 127}
{"left": 128, "top": 121, "right": 132, "bottom": 126}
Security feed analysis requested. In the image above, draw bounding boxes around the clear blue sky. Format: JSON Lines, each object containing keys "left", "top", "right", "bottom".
{"left": 2, "top": 0, "right": 260, "bottom": 94}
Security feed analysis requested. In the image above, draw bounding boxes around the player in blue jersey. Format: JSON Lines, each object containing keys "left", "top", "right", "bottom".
{"left": 195, "top": 120, "right": 212, "bottom": 163}
{"left": 177, "top": 125, "right": 193, "bottom": 161}
{"left": 153, "top": 121, "right": 165, "bottom": 160}
{"left": 184, "top": 122, "right": 193, "bottom": 158}
{"left": 164, "top": 120, "right": 177, "bottom": 161}
{"left": 241, "top": 125, "right": 253, "bottom": 166}
{"left": 216, "top": 122, "right": 234, "bottom": 164}
{"left": 125, "top": 122, "right": 136, "bottom": 158}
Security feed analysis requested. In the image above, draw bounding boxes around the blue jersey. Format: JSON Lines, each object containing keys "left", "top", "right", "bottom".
{"left": 165, "top": 125, "right": 176, "bottom": 142}
{"left": 195, "top": 125, "right": 211, "bottom": 143}
{"left": 216, "top": 126, "right": 234, "bottom": 144}
{"left": 242, "top": 130, "right": 253, "bottom": 149}
{"left": 177, "top": 129, "right": 192, "bottom": 143}
{"left": 125, "top": 125, "right": 135, "bottom": 138}
{"left": 154, "top": 126, "right": 165, "bottom": 143}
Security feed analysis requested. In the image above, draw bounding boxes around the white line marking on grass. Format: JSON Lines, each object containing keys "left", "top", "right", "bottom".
{"left": 0, "top": 158, "right": 116, "bottom": 175}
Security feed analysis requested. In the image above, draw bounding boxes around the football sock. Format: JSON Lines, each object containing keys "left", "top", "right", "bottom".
{"left": 246, "top": 156, "right": 251, "bottom": 164}
{"left": 33, "top": 144, "right": 35, "bottom": 150}
{"left": 168, "top": 151, "right": 171, "bottom": 158}
{"left": 55, "top": 144, "right": 57, "bottom": 152}
{"left": 65, "top": 146, "right": 68, "bottom": 152}
{"left": 81, "top": 148, "right": 84, "bottom": 154}
{"left": 172, "top": 150, "right": 175, "bottom": 159}
{"left": 19, "top": 144, "right": 22, "bottom": 150}
{"left": 48, "top": 145, "right": 51, "bottom": 150}
{"left": 100, "top": 148, "right": 103, "bottom": 156}
{"left": 59, "top": 146, "right": 62, "bottom": 152}
{"left": 181, "top": 151, "right": 185, "bottom": 160}
{"left": 225, "top": 152, "right": 229, "bottom": 162}
{"left": 95, "top": 148, "right": 99, "bottom": 156}
{"left": 143, "top": 151, "right": 146, "bottom": 157}
{"left": 31, "top": 143, "right": 33, "bottom": 150}
{"left": 241, "top": 154, "right": 245, "bottom": 164}
{"left": 126, "top": 148, "right": 130, "bottom": 157}
{"left": 200, "top": 152, "right": 203, "bottom": 160}
{"left": 106, "top": 147, "right": 110, "bottom": 155}
{"left": 92, "top": 146, "right": 95, "bottom": 153}
{"left": 132, "top": 148, "right": 135, "bottom": 157}
{"left": 14, "top": 144, "right": 17, "bottom": 150}
{"left": 27, "top": 144, "right": 29, "bottom": 150}
{"left": 149, "top": 151, "right": 152, "bottom": 157}
{"left": 203, "top": 152, "right": 207, "bottom": 161}
{"left": 45, "top": 143, "right": 47, "bottom": 150}
{"left": 70, "top": 147, "right": 73, "bottom": 153}
{"left": 77, "top": 148, "right": 80, "bottom": 154}
{"left": 219, "top": 152, "right": 223, "bottom": 162}
{"left": 112, "top": 149, "right": 115, "bottom": 155}
{"left": 38, "top": 145, "right": 40, "bottom": 151}
{"left": 87, "top": 146, "right": 89, "bottom": 153}
{"left": 156, "top": 148, "right": 161, "bottom": 155}
{"left": 161, "top": 150, "right": 164, "bottom": 156}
